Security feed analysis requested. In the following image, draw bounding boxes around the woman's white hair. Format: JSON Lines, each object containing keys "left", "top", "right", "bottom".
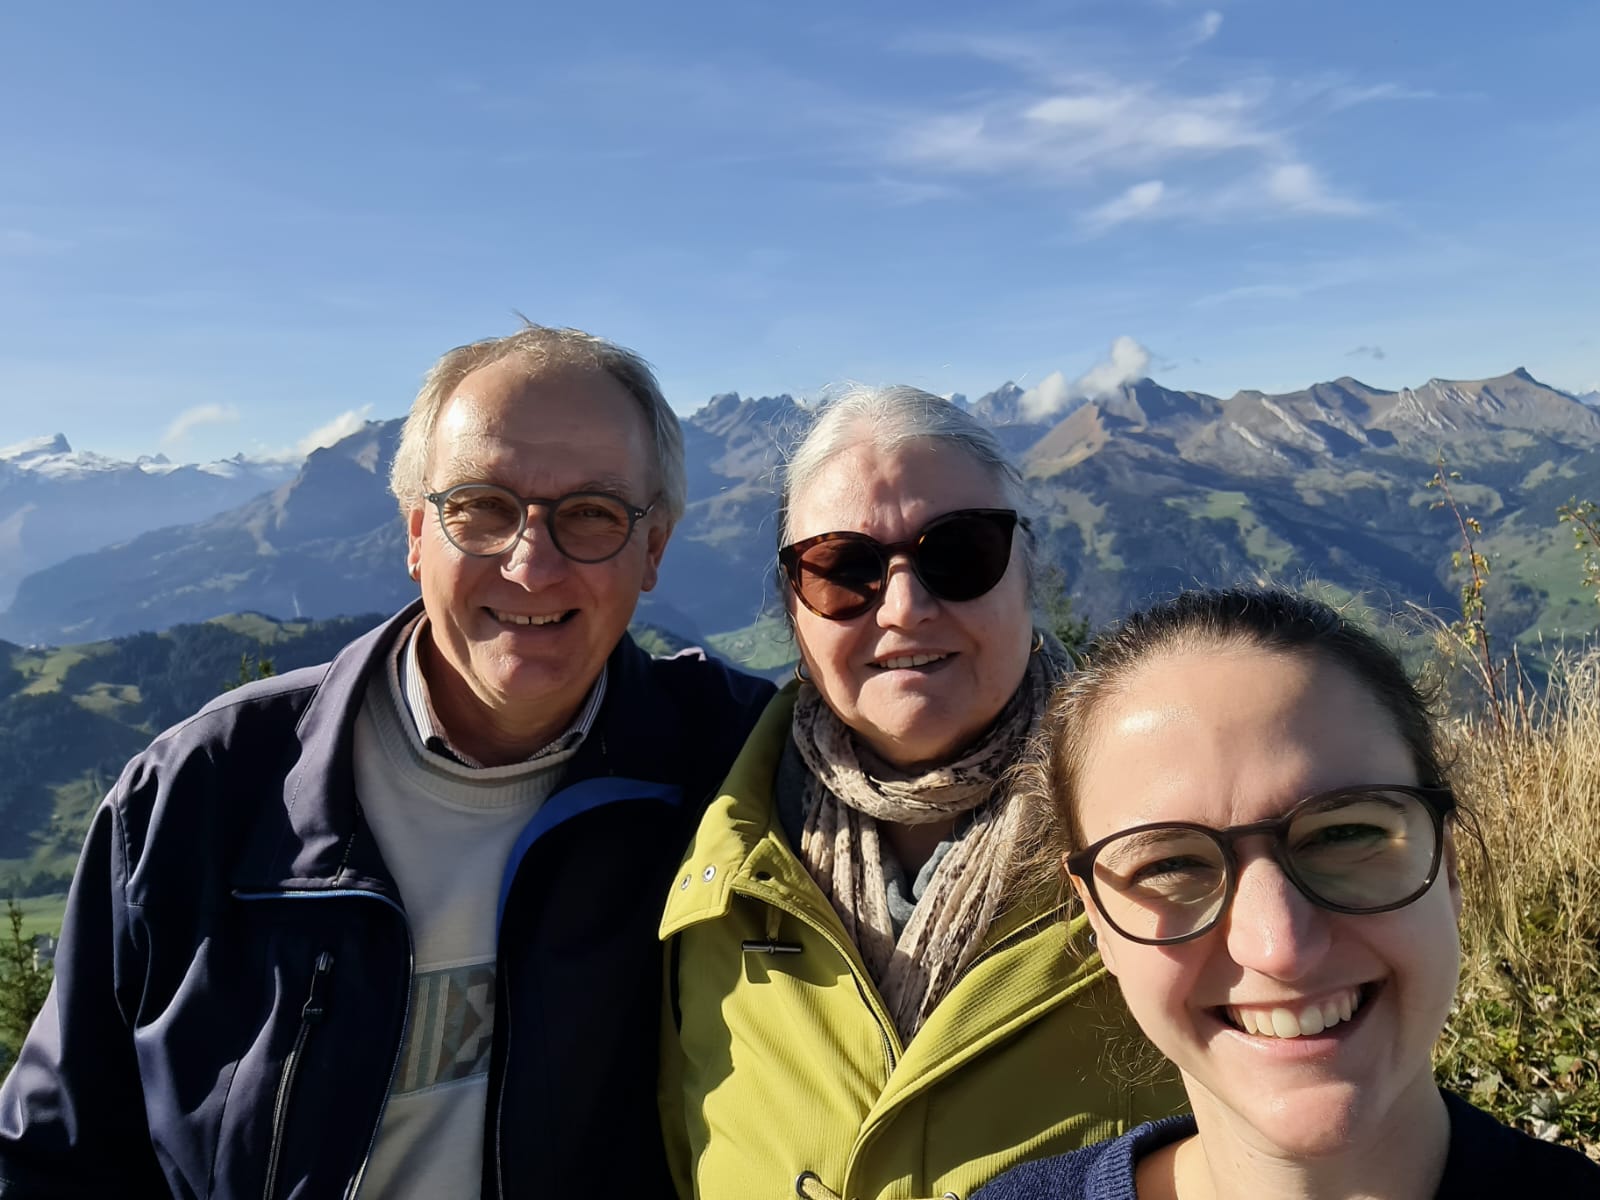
{"left": 389, "top": 323, "right": 686, "bottom": 523}
{"left": 777, "top": 384, "right": 1038, "bottom": 591}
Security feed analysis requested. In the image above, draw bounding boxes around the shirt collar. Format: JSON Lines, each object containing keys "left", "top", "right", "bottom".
{"left": 397, "top": 615, "right": 607, "bottom": 769}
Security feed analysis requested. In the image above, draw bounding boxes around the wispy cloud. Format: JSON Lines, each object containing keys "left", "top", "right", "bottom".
{"left": 1020, "top": 335, "right": 1152, "bottom": 421}
{"left": 1347, "top": 344, "right": 1388, "bottom": 361}
{"left": 162, "top": 403, "right": 240, "bottom": 448}
{"left": 1189, "top": 10, "right": 1224, "bottom": 47}
{"left": 1263, "top": 162, "right": 1367, "bottom": 215}
{"left": 893, "top": 81, "right": 1281, "bottom": 180}
{"left": 1322, "top": 82, "right": 1438, "bottom": 111}
{"left": 1083, "top": 179, "right": 1168, "bottom": 231}
{"left": 859, "top": 174, "right": 960, "bottom": 206}
{"left": 881, "top": 20, "right": 1404, "bottom": 228}
{"left": 1081, "top": 161, "right": 1367, "bottom": 232}
{"left": 296, "top": 406, "right": 373, "bottom": 457}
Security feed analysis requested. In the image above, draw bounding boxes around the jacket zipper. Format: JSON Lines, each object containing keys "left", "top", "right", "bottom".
{"left": 844, "top": 904, "right": 1079, "bottom": 1198}
{"left": 233, "top": 888, "right": 414, "bottom": 1200}
{"left": 492, "top": 952, "right": 512, "bottom": 1200}
{"left": 262, "top": 950, "right": 334, "bottom": 1200}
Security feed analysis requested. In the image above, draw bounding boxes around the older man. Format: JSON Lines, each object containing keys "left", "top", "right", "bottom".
{"left": 0, "top": 326, "right": 773, "bottom": 1197}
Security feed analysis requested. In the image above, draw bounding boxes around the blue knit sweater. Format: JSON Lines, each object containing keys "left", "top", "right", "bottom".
{"left": 974, "top": 1092, "right": 1600, "bottom": 1198}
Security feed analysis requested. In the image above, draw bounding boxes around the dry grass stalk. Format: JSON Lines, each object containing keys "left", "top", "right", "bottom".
{"left": 1435, "top": 645, "right": 1600, "bottom": 1158}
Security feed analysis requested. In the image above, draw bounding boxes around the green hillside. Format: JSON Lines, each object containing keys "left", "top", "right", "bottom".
{"left": 0, "top": 611, "right": 752, "bottom": 906}
{"left": 0, "top": 613, "right": 390, "bottom": 894}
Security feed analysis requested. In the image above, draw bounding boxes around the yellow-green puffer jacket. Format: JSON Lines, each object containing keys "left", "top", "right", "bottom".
{"left": 659, "top": 688, "right": 1183, "bottom": 1200}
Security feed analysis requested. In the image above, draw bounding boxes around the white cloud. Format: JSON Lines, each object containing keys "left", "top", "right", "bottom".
{"left": 1020, "top": 336, "right": 1153, "bottom": 421}
{"left": 1193, "top": 281, "right": 1310, "bottom": 307}
{"left": 296, "top": 406, "right": 374, "bottom": 457}
{"left": 882, "top": 25, "right": 1401, "bottom": 228}
{"left": 1018, "top": 371, "right": 1073, "bottom": 422}
{"left": 1347, "top": 345, "right": 1388, "bottom": 361}
{"left": 162, "top": 403, "right": 240, "bottom": 447}
{"left": 1083, "top": 179, "right": 1167, "bottom": 231}
{"left": 1077, "top": 335, "right": 1153, "bottom": 399}
{"left": 1323, "top": 82, "right": 1438, "bottom": 111}
{"left": 1264, "top": 162, "right": 1368, "bottom": 215}
{"left": 1083, "top": 161, "right": 1368, "bottom": 231}
{"left": 897, "top": 81, "right": 1280, "bottom": 181}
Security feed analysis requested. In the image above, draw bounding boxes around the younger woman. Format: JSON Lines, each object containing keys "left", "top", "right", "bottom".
{"left": 979, "top": 587, "right": 1599, "bottom": 1198}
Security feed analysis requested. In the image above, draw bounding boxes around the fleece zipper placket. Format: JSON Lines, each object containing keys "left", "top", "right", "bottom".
{"left": 233, "top": 889, "right": 414, "bottom": 1200}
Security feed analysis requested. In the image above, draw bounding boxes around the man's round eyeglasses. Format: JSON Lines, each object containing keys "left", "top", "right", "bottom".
{"left": 1065, "top": 785, "right": 1457, "bottom": 946}
{"left": 424, "top": 483, "right": 653, "bottom": 564}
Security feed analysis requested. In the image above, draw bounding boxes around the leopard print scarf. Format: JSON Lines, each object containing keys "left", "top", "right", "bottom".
{"left": 792, "top": 636, "right": 1069, "bottom": 1042}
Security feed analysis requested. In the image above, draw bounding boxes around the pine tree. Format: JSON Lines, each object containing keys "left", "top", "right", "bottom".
{"left": 0, "top": 898, "right": 54, "bottom": 1081}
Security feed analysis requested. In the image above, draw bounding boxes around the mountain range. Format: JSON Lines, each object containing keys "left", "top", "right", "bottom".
{"left": 4, "top": 369, "right": 1599, "bottom": 655}
{"left": 0, "top": 435, "right": 295, "bottom": 611}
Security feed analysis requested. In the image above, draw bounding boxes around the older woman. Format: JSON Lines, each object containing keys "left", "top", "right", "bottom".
{"left": 659, "top": 387, "right": 1180, "bottom": 1200}
{"left": 978, "top": 587, "right": 1600, "bottom": 1198}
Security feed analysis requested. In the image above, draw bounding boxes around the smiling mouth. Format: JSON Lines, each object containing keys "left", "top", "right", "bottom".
{"left": 489, "top": 608, "right": 575, "bottom": 627}
{"left": 1219, "top": 983, "right": 1376, "bottom": 1039}
{"left": 870, "top": 652, "right": 950, "bottom": 670}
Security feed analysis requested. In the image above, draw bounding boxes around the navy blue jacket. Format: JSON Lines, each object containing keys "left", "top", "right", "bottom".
{"left": 974, "top": 1091, "right": 1600, "bottom": 1198}
{"left": 0, "top": 602, "right": 772, "bottom": 1199}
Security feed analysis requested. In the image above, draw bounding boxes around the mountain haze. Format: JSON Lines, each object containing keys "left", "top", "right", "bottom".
{"left": 5, "top": 369, "right": 1598, "bottom": 652}
{"left": 0, "top": 435, "right": 295, "bottom": 610}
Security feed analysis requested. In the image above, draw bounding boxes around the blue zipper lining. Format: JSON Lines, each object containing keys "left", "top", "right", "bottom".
{"left": 493, "top": 776, "right": 681, "bottom": 932}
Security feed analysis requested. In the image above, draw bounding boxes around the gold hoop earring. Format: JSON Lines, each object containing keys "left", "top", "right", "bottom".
{"left": 1030, "top": 629, "right": 1045, "bottom": 654}
{"left": 793, "top": 659, "right": 812, "bottom": 685}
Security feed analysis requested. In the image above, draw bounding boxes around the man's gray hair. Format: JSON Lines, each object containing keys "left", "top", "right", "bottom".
{"left": 777, "top": 384, "right": 1038, "bottom": 588}
{"left": 389, "top": 324, "right": 687, "bottom": 523}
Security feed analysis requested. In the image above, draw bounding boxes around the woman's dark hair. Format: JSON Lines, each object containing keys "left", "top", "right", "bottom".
{"left": 1014, "top": 586, "right": 1457, "bottom": 872}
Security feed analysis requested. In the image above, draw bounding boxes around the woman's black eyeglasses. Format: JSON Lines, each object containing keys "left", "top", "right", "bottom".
{"left": 1066, "top": 785, "right": 1457, "bottom": 946}
{"left": 424, "top": 482, "right": 652, "bottom": 564}
{"left": 778, "top": 508, "right": 1023, "bottom": 621}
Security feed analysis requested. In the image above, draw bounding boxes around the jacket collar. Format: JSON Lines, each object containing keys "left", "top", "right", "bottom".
{"left": 234, "top": 601, "right": 659, "bottom": 894}
{"left": 660, "top": 685, "right": 801, "bottom": 937}
{"left": 660, "top": 681, "right": 1109, "bottom": 1086}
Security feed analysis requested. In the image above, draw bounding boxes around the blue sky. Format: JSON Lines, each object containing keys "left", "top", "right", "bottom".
{"left": 3, "top": 0, "right": 1597, "bottom": 463}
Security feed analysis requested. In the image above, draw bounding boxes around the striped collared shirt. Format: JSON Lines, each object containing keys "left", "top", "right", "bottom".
{"left": 397, "top": 616, "right": 607, "bottom": 768}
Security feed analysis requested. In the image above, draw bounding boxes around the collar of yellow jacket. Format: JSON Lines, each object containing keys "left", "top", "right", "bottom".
{"left": 660, "top": 682, "right": 805, "bottom": 937}
{"left": 660, "top": 682, "right": 1112, "bottom": 1078}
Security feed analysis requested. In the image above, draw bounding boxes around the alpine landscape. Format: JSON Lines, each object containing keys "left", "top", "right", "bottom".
{"left": 4, "top": 364, "right": 1598, "bottom": 887}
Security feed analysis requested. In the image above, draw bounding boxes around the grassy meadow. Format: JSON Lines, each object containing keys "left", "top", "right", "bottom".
{"left": 1434, "top": 643, "right": 1600, "bottom": 1157}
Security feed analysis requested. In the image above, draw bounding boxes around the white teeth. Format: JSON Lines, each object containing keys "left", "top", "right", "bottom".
{"left": 876, "top": 653, "right": 948, "bottom": 670}
{"left": 494, "top": 610, "right": 564, "bottom": 626}
{"left": 1226, "top": 987, "right": 1364, "bottom": 1039}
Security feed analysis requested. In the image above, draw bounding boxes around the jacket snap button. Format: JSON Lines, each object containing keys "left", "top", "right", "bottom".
{"left": 679, "top": 875, "right": 691, "bottom": 890}
{"left": 701, "top": 865, "right": 717, "bottom": 882}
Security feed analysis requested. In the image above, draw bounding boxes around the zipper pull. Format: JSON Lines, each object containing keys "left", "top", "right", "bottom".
{"left": 302, "top": 951, "right": 335, "bottom": 1023}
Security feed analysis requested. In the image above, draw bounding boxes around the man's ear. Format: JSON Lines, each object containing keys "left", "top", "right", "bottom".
{"left": 406, "top": 507, "right": 425, "bottom": 581}
{"left": 1068, "top": 868, "right": 1119, "bottom": 975}
{"left": 639, "top": 518, "right": 673, "bottom": 593}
